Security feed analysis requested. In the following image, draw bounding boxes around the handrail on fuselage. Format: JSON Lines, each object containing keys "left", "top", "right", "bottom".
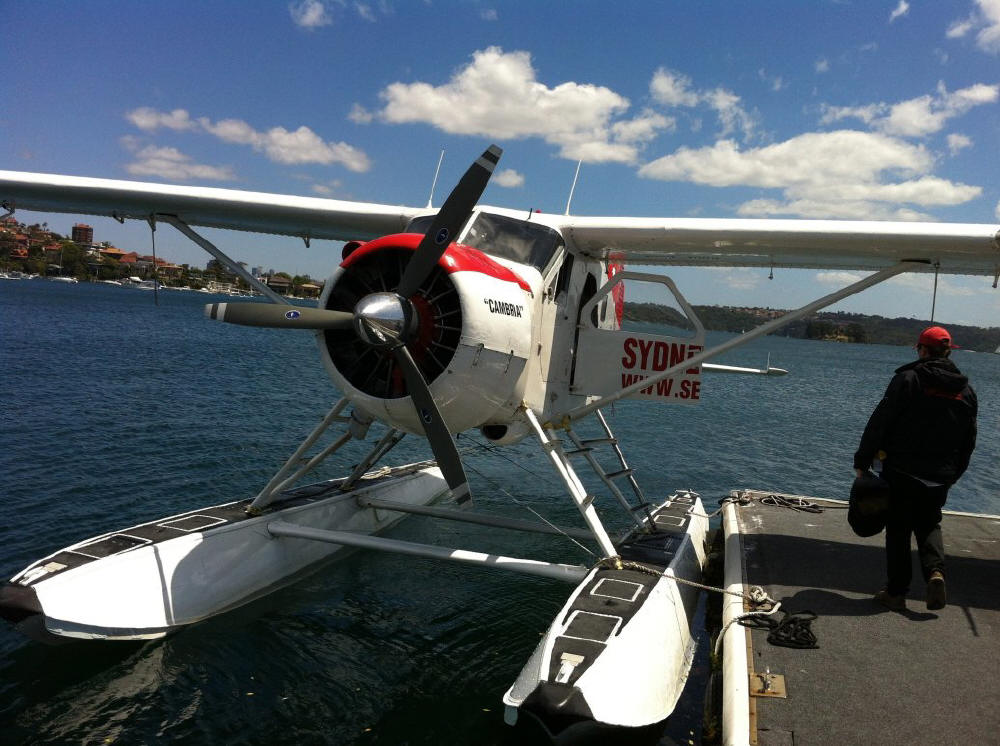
{"left": 558, "top": 262, "right": 919, "bottom": 424}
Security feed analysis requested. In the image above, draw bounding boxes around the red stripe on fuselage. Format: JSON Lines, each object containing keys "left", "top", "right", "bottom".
{"left": 340, "top": 233, "right": 532, "bottom": 293}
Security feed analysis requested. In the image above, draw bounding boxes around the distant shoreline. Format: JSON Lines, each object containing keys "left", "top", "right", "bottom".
{"left": 624, "top": 301, "right": 1000, "bottom": 352}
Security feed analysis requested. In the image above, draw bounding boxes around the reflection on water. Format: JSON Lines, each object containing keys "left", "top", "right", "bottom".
{"left": 1, "top": 282, "right": 996, "bottom": 744}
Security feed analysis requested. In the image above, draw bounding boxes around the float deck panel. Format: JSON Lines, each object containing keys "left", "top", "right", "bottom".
{"left": 724, "top": 490, "right": 1000, "bottom": 745}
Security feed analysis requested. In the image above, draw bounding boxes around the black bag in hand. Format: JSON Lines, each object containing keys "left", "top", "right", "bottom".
{"left": 848, "top": 471, "right": 891, "bottom": 537}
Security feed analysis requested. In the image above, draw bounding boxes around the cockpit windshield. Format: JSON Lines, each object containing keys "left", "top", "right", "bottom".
{"left": 404, "top": 211, "right": 564, "bottom": 271}
{"left": 463, "top": 212, "right": 564, "bottom": 270}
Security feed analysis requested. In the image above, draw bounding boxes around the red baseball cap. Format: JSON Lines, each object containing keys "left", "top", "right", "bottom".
{"left": 917, "top": 326, "right": 957, "bottom": 349}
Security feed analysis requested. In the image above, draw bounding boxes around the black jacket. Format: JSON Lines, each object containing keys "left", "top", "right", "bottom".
{"left": 854, "top": 357, "right": 977, "bottom": 485}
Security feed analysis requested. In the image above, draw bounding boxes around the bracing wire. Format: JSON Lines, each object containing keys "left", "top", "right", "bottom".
{"left": 457, "top": 434, "right": 597, "bottom": 557}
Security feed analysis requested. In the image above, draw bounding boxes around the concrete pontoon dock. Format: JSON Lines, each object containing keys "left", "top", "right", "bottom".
{"left": 719, "top": 489, "right": 1000, "bottom": 745}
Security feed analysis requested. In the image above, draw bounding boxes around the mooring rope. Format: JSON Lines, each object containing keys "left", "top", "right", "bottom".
{"left": 595, "top": 556, "right": 775, "bottom": 607}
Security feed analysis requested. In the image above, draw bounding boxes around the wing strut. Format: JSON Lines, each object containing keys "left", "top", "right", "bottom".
{"left": 561, "top": 261, "right": 921, "bottom": 424}
{"left": 158, "top": 215, "right": 288, "bottom": 305}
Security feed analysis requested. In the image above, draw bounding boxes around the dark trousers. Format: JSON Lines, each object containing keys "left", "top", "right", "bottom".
{"left": 884, "top": 470, "right": 947, "bottom": 596}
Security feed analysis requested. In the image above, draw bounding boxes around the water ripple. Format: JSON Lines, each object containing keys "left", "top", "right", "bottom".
{"left": 1, "top": 281, "right": 996, "bottom": 745}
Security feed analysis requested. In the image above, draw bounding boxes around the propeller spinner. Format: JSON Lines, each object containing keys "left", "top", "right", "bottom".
{"left": 204, "top": 144, "right": 504, "bottom": 507}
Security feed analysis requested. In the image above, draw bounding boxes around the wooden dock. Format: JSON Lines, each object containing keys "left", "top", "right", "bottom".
{"left": 719, "top": 489, "right": 1000, "bottom": 745}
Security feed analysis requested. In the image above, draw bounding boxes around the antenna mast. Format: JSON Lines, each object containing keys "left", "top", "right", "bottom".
{"left": 564, "top": 160, "right": 583, "bottom": 216}
{"left": 427, "top": 150, "right": 445, "bottom": 209}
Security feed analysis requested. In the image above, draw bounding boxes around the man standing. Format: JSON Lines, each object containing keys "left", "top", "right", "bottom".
{"left": 854, "top": 326, "right": 978, "bottom": 612}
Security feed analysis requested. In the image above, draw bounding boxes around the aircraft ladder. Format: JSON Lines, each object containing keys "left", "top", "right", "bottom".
{"left": 562, "top": 410, "right": 656, "bottom": 530}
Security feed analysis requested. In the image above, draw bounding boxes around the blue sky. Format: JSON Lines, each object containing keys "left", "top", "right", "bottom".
{"left": 4, "top": 1, "right": 999, "bottom": 327}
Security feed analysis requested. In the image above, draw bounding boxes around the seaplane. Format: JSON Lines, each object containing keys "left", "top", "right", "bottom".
{"left": 1, "top": 146, "right": 997, "bottom": 741}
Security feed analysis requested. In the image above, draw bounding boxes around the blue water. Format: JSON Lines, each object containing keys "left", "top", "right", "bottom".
{"left": 1, "top": 280, "right": 996, "bottom": 744}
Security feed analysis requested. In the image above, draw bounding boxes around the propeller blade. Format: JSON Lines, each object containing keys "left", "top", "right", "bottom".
{"left": 393, "top": 344, "right": 472, "bottom": 507}
{"left": 396, "top": 144, "right": 502, "bottom": 299}
{"left": 205, "top": 302, "right": 354, "bottom": 330}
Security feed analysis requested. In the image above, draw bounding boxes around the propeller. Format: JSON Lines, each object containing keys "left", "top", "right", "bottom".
{"left": 204, "top": 144, "right": 503, "bottom": 507}
{"left": 204, "top": 302, "right": 354, "bottom": 329}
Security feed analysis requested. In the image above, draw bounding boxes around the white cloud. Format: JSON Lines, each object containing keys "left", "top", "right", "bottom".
{"left": 612, "top": 109, "right": 674, "bottom": 144}
{"left": 996, "top": 199, "right": 1000, "bottom": 219}
{"left": 123, "top": 144, "right": 236, "bottom": 181}
{"left": 738, "top": 198, "right": 935, "bottom": 221}
{"left": 639, "top": 130, "right": 981, "bottom": 220}
{"left": 757, "top": 69, "right": 784, "bottom": 92}
{"left": 947, "top": 18, "right": 975, "bottom": 38}
{"left": 976, "top": 0, "right": 1000, "bottom": 51}
{"left": 311, "top": 179, "right": 343, "bottom": 196}
{"left": 819, "top": 271, "right": 980, "bottom": 301}
{"left": 355, "top": 3, "right": 376, "bottom": 22}
{"left": 815, "top": 58, "right": 830, "bottom": 73}
{"left": 125, "top": 107, "right": 371, "bottom": 172}
{"left": 650, "top": 68, "right": 757, "bottom": 139}
{"left": 820, "top": 103, "right": 882, "bottom": 126}
{"left": 819, "top": 82, "right": 999, "bottom": 137}
{"left": 481, "top": 8, "right": 498, "bottom": 21}
{"left": 374, "top": 47, "right": 660, "bottom": 164}
{"left": 696, "top": 267, "right": 763, "bottom": 291}
{"left": 126, "top": 107, "right": 197, "bottom": 132}
{"left": 889, "top": 1, "right": 909, "bottom": 23}
{"left": 198, "top": 117, "right": 260, "bottom": 145}
{"left": 493, "top": 168, "right": 524, "bottom": 188}
{"left": 650, "top": 68, "right": 699, "bottom": 107}
{"left": 260, "top": 125, "right": 371, "bottom": 169}
{"left": 885, "top": 272, "right": 981, "bottom": 297}
{"left": 948, "top": 0, "right": 1000, "bottom": 52}
{"left": 719, "top": 268, "right": 762, "bottom": 290}
{"left": 640, "top": 131, "right": 931, "bottom": 188}
{"left": 705, "top": 87, "right": 757, "bottom": 139}
{"left": 348, "top": 103, "right": 374, "bottom": 124}
{"left": 290, "top": 0, "right": 332, "bottom": 29}
{"left": 947, "top": 133, "right": 973, "bottom": 154}
{"left": 817, "top": 270, "right": 865, "bottom": 286}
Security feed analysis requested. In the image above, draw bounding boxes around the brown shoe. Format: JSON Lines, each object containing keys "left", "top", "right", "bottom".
{"left": 926, "top": 571, "right": 946, "bottom": 610}
{"left": 874, "top": 589, "right": 906, "bottom": 611}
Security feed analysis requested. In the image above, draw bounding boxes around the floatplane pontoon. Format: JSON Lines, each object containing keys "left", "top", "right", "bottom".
{"left": 1, "top": 145, "right": 997, "bottom": 739}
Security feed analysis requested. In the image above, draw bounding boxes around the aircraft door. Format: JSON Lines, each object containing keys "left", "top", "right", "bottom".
{"left": 572, "top": 272, "right": 707, "bottom": 405}
{"left": 534, "top": 252, "right": 573, "bottom": 385}
{"left": 567, "top": 263, "right": 601, "bottom": 391}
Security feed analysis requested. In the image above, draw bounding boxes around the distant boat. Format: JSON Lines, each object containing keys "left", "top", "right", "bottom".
{"left": 49, "top": 276, "right": 78, "bottom": 283}
{"left": 136, "top": 280, "right": 161, "bottom": 290}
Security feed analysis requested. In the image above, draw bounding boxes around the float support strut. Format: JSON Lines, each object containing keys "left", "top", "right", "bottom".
{"left": 158, "top": 214, "right": 287, "bottom": 304}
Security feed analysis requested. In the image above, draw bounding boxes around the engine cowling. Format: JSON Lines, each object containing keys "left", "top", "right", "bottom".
{"left": 317, "top": 234, "right": 537, "bottom": 435}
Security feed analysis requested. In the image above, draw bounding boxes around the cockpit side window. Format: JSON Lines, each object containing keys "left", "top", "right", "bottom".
{"left": 404, "top": 215, "right": 436, "bottom": 235}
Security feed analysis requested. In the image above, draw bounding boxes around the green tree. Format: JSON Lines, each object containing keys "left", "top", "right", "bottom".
{"left": 845, "top": 323, "right": 868, "bottom": 343}
{"left": 57, "top": 241, "right": 90, "bottom": 278}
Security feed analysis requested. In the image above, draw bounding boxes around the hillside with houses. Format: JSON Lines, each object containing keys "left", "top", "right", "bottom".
{"left": 0, "top": 217, "right": 324, "bottom": 297}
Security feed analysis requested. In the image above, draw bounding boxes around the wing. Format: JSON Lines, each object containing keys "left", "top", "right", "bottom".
{"left": 0, "top": 170, "right": 424, "bottom": 242}
{"left": 4, "top": 170, "right": 998, "bottom": 275}
{"left": 555, "top": 215, "right": 1000, "bottom": 275}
